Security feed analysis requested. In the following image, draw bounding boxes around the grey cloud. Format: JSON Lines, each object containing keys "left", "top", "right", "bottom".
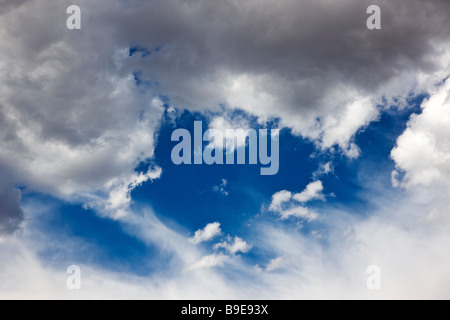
{"left": 4, "top": 0, "right": 449, "bottom": 144}
{"left": 0, "top": 0, "right": 29, "bottom": 15}
{"left": 0, "top": 0, "right": 164, "bottom": 220}
{"left": 0, "top": 187, "right": 23, "bottom": 236}
{"left": 118, "top": 0, "right": 448, "bottom": 85}
{"left": 108, "top": 0, "right": 450, "bottom": 144}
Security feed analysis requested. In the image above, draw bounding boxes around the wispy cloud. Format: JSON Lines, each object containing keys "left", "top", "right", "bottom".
{"left": 184, "top": 254, "right": 229, "bottom": 272}
{"left": 213, "top": 179, "right": 229, "bottom": 196}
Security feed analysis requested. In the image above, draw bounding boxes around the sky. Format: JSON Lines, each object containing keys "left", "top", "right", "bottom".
{"left": 1, "top": 0, "right": 450, "bottom": 299}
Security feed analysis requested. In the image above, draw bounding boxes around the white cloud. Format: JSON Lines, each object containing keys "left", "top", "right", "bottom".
{"left": 391, "top": 80, "right": 450, "bottom": 188}
{"left": 317, "top": 96, "right": 379, "bottom": 158}
{"left": 269, "top": 181, "right": 324, "bottom": 221}
{"left": 250, "top": 213, "right": 450, "bottom": 299}
{"left": 313, "top": 161, "right": 334, "bottom": 178}
{"left": 184, "top": 254, "right": 229, "bottom": 272}
{"left": 189, "top": 222, "right": 222, "bottom": 245}
{"left": 278, "top": 206, "right": 318, "bottom": 221}
{"left": 213, "top": 179, "right": 229, "bottom": 196}
{"left": 265, "top": 256, "right": 297, "bottom": 272}
{"left": 269, "top": 190, "right": 292, "bottom": 212}
{"left": 208, "top": 115, "right": 252, "bottom": 152}
{"left": 4, "top": 186, "right": 450, "bottom": 299}
{"left": 292, "top": 181, "right": 325, "bottom": 203}
{"left": 187, "top": 230, "right": 252, "bottom": 272}
{"left": 86, "top": 167, "right": 162, "bottom": 219}
{"left": 214, "top": 236, "right": 252, "bottom": 255}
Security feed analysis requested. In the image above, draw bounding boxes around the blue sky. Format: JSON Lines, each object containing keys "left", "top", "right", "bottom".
{"left": 1, "top": 0, "right": 450, "bottom": 299}
{"left": 18, "top": 93, "right": 424, "bottom": 280}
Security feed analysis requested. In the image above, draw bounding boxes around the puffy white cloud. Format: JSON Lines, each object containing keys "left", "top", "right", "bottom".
{"left": 318, "top": 96, "right": 379, "bottom": 158}
{"left": 269, "top": 181, "right": 324, "bottom": 220}
{"left": 278, "top": 206, "right": 318, "bottom": 221}
{"left": 391, "top": 80, "right": 450, "bottom": 188}
{"left": 269, "top": 190, "right": 292, "bottom": 212}
{"left": 189, "top": 222, "right": 222, "bottom": 245}
{"left": 214, "top": 236, "right": 252, "bottom": 255}
{"left": 292, "top": 181, "right": 324, "bottom": 203}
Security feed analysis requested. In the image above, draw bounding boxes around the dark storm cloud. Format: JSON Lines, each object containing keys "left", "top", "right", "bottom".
{"left": 0, "top": 0, "right": 29, "bottom": 15}
{"left": 0, "top": 187, "right": 23, "bottom": 236}
{"left": 172, "top": 1, "right": 440, "bottom": 73}
{"left": 112, "top": 0, "right": 450, "bottom": 99}
{"left": 101, "top": 0, "right": 450, "bottom": 142}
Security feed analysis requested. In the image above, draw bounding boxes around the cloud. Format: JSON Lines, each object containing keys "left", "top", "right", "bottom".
{"left": 250, "top": 210, "right": 450, "bottom": 299}
{"left": 187, "top": 229, "right": 252, "bottom": 272}
{"left": 186, "top": 230, "right": 252, "bottom": 272}
{"left": 4, "top": 185, "right": 450, "bottom": 299}
{"left": 269, "top": 190, "right": 292, "bottom": 212}
{"left": 318, "top": 97, "right": 379, "bottom": 158}
{"left": 0, "top": 1, "right": 168, "bottom": 224}
{"left": 292, "top": 181, "right": 324, "bottom": 203}
{"left": 265, "top": 256, "right": 297, "bottom": 272}
{"left": 213, "top": 179, "right": 229, "bottom": 196}
{"left": 214, "top": 236, "right": 252, "bottom": 255}
{"left": 1, "top": 0, "right": 450, "bottom": 300}
{"left": 313, "top": 161, "right": 334, "bottom": 179}
{"left": 189, "top": 222, "right": 222, "bottom": 245}
{"left": 269, "top": 181, "right": 324, "bottom": 220}
{"left": 1, "top": 0, "right": 450, "bottom": 233}
{"left": 184, "top": 254, "right": 229, "bottom": 272}
{"left": 0, "top": 232, "right": 238, "bottom": 299}
{"left": 277, "top": 207, "right": 318, "bottom": 221}
{"left": 391, "top": 80, "right": 450, "bottom": 188}
{"left": 86, "top": 167, "right": 162, "bottom": 219}
{"left": 0, "top": 187, "right": 24, "bottom": 236}
{"left": 110, "top": 0, "right": 450, "bottom": 155}
{"left": 208, "top": 115, "right": 252, "bottom": 152}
